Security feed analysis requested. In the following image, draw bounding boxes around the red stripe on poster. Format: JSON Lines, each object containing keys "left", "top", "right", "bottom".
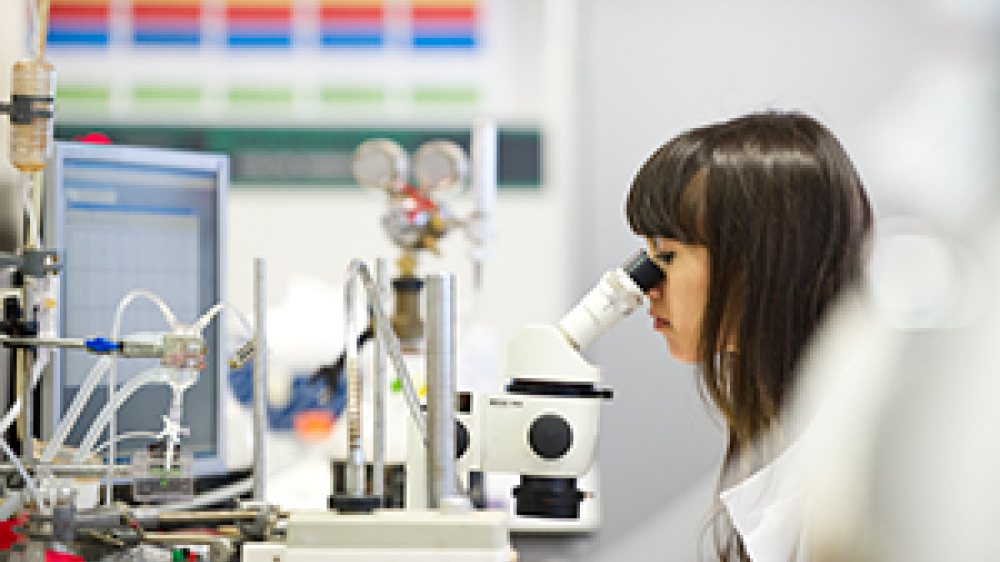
{"left": 411, "top": 6, "right": 476, "bottom": 21}
{"left": 133, "top": 4, "right": 201, "bottom": 20}
{"left": 227, "top": 5, "right": 292, "bottom": 21}
{"left": 50, "top": 3, "right": 110, "bottom": 19}
{"left": 320, "top": 5, "right": 384, "bottom": 21}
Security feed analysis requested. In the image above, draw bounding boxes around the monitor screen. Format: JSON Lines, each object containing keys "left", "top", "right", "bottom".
{"left": 44, "top": 142, "right": 228, "bottom": 475}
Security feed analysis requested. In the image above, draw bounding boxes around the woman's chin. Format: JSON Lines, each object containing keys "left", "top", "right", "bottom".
{"left": 664, "top": 340, "right": 698, "bottom": 364}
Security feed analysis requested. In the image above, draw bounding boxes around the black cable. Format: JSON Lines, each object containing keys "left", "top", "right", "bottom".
{"left": 309, "top": 326, "right": 375, "bottom": 389}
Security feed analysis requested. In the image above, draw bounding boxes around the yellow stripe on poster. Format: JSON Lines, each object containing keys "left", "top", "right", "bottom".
{"left": 132, "top": 0, "right": 200, "bottom": 4}
{"left": 49, "top": 0, "right": 109, "bottom": 6}
{"left": 320, "top": 0, "right": 384, "bottom": 5}
{"left": 225, "top": 0, "right": 292, "bottom": 5}
{"left": 410, "top": 0, "right": 475, "bottom": 6}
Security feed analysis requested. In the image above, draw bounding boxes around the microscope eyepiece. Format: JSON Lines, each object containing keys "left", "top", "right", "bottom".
{"left": 621, "top": 249, "right": 664, "bottom": 292}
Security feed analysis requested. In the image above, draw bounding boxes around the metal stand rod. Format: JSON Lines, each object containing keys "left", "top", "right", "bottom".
{"left": 345, "top": 261, "right": 426, "bottom": 447}
{"left": 426, "top": 273, "right": 456, "bottom": 508}
{"left": 253, "top": 259, "right": 267, "bottom": 502}
{"left": 372, "top": 258, "right": 386, "bottom": 500}
{"left": 0, "top": 463, "right": 131, "bottom": 476}
{"left": 16, "top": 349, "right": 30, "bottom": 462}
{"left": 20, "top": 282, "right": 34, "bottom": 464}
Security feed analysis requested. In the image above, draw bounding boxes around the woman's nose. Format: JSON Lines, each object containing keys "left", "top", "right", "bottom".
{"left": 645, "top": 285, "right": 662, "bottom": 300}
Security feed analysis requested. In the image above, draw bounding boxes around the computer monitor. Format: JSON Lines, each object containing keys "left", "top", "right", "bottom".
{"left": 43, "top": 141, "right": 228, "bottom": 475}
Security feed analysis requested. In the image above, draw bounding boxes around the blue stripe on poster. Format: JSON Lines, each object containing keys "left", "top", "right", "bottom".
{"left": 134, "top": 31, "right": 202, "bottom": 46}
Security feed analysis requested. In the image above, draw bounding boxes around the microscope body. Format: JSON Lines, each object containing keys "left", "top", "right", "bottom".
{"left": 457, "top": 251, "right": 662, "bottom": 519}
{"left": 457, "top": 325, "right": 607, "bottom": 519}
{"left": 475, "top": 325, "right": 604, "bottom": 477}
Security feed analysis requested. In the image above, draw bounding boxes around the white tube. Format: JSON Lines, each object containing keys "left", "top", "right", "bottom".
{"left": 41, "top": 356, "right": 112, "bottom": 462}
{"left": 470, "top": 118, "right": 497, "bottom": 258}
{"left": 108, "top": 290, "right": 177, "bottom": 505}
{"left": 0, "top": 347, "right": 49, "bottom": 435}
{"left": 112, "top": 291, "right": 178, "bottom": 337}
{"left": 194, "top": 301, "right": 253, "bottom": 336}
{"left": 92, "top": 431, "right": 159, "bottom": 455}
{"left": 0, "top": 437, "right": 41, "bottom": 507}
{"left": 27, "top": 1, "right": 38, "bottom": 58}
{"left": 73, "top": 368, "right": 168, "bottom": 463}
{"left": 21, "top": 173, "right": 40, "bottom": 249}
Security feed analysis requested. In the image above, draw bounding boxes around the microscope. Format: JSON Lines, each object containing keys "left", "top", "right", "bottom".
{"left": 460, "top": 248, "right": 664, "bottom": 519}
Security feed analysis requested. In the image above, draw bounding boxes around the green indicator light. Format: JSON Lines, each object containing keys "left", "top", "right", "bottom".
{"left": 172, "top": 549, "right": 184, "bottom": 562}
{"left": 391, "top": 378, "right": 402, "bottom": 393}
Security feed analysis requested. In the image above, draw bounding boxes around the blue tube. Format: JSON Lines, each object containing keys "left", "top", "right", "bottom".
{"left": 85, "top": 337, "right": 121, "bottom": 354}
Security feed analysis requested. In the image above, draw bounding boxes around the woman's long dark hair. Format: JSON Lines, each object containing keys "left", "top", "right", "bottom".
{"left": 626, "top": 111, "right": 873, "bottom": 562}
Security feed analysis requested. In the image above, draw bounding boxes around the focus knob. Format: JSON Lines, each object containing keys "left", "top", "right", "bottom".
{"left": 456, "top": 419, "right": 470, "bottom": 459}
{"left": 528, "top": 415, "right": 573, "bottom": 460}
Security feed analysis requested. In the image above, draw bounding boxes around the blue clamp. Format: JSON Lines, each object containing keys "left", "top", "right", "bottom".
{"left": 85, "top": 337, "right": 120, "bottom": 354}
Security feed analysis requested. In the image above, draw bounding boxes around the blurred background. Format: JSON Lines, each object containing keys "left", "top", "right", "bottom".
{"left": 1, "top": 0, "right": 998, "bottom": 560}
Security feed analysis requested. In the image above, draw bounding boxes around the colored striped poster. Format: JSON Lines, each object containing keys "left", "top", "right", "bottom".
{"left": 132, "top": 0, "right": 202, "bottom": 46}
{"left": 411, "top": 0, "right": 477, "bottom": 49}
{"left": 227, "top": 0, "right": 293, "bottom": 48}
{"left": 47, "top": 0, "right": 111, "bottom": 47}
{"left": 320, "top": 0, "right": 385, "bottom": 48}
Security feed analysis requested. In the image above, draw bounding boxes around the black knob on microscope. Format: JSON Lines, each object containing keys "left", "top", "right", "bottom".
{"left": 456, "top": 419, "right": 470, "bottom": 459}
{"left": 528, "top": 415, "right": 573, "bottom": 460}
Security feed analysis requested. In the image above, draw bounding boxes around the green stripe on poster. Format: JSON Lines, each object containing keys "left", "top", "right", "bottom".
{"left": 412, "top": 87, "right": 478, "bottom": 105}
{"left": 52, "top": 125, "right": 542, "bottom": 189}
{"left": 57, "top": 86, "right": 111, "bottom": 105}
{"left": 133, "top": 86, "right": 202, "bottom": 105}
{"left": 321, "top": 88, "right": 386, "bottom": 105}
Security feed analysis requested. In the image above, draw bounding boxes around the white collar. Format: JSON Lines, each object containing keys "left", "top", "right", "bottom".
{"left": 719, "top": 436, "right": 809, "bottom": 562}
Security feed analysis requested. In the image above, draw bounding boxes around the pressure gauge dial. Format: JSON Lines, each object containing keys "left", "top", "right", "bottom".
{"left": 412, "top": 140, "right": 468, "bottom": 198}
{"left": 352, "top": 138, "right": 409, "bottom": 192}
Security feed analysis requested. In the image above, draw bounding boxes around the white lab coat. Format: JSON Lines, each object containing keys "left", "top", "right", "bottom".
{"left": 719, "top": 434, "right": 809, "bottom": 562}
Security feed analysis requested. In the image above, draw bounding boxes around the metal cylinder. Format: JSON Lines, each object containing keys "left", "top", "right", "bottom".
{"left": 253, "top": 258, "right": 267, "bottom": 501}
{"left": 425, "top": 273, "right": 456, "bottom": 508}
{"left": 373, "top": 258, "right": 387, "bottom": 500}
{"left": 20, "top": 282, "right": 34, "bottom": 463}
{"left": 344, "top": 262, "right": 365, "bottom": 497}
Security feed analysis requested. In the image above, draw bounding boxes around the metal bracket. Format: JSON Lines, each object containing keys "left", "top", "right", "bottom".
{"left": 0, "top": 249, "right": 63, "bottom": 277}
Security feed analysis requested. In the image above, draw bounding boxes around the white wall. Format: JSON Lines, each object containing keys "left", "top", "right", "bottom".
{"left": 511, "top": 1, "right": 999, "bottom": 561}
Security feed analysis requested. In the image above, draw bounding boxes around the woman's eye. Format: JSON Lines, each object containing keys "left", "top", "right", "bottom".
{"left": 656, "top": 251, "right": 675, "bottom": 265}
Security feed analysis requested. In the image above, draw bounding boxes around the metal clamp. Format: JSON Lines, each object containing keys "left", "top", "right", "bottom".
{"left": 0, "top": 94, "right": 55, "bottom": 125}
{"left": 0, "top": 249, "right": 62, "bottom": 277}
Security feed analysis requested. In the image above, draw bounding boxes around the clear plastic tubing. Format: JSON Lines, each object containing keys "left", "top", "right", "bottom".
{"left": 10, "top": 57, "right": 55, "bottom": 173}
{"left": 194, "top": 301, "right": 253, "bottom": 336}
{"left": 0, "top": 348, "right": 49, "bottom": 436}
{"left": 41, "top": 356, "right": 112, "bottom": 463}
{"left": 73, "top": 368, "right": 166, "bottom": 463}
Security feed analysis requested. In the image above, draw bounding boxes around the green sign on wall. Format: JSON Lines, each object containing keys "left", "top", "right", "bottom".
{"left": 54, "top": 124, "right": 543, "bottom": 189}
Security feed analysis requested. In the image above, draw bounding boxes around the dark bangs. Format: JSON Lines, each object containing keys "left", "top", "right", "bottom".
{"left": 626, "top": 132, "right": 710, "bottom": 245}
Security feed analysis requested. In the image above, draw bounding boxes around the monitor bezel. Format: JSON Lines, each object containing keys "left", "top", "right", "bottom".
{"left": 42, "top": 140, "right": 229, "bottom": 476}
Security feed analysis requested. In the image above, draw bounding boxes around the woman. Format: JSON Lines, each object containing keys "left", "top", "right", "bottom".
{"left": 625, "top": 111, "right": 873, "bottom": 562}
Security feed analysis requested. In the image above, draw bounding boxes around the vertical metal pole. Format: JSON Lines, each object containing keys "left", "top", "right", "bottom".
{"left": 16, "top": 349, "right": 30, "bottom": 461}
{"left": 253, "top": 259, "right": 267, "bottom": 501}
{"left": 372, "top": 258, "right": 386, "bottom": 501}
{"left": 20, "top": 282, "right": 34, "bottom": 465}
{"left": 344, "top": 263, "right": 365, "bottom": 497}
{"left": 425, "top": 273, "right": 456, "bottom": 509}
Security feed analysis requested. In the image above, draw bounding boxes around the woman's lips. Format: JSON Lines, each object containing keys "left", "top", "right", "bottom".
{"left": 654, "top": 317, "right": 669, "bottom": 330}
